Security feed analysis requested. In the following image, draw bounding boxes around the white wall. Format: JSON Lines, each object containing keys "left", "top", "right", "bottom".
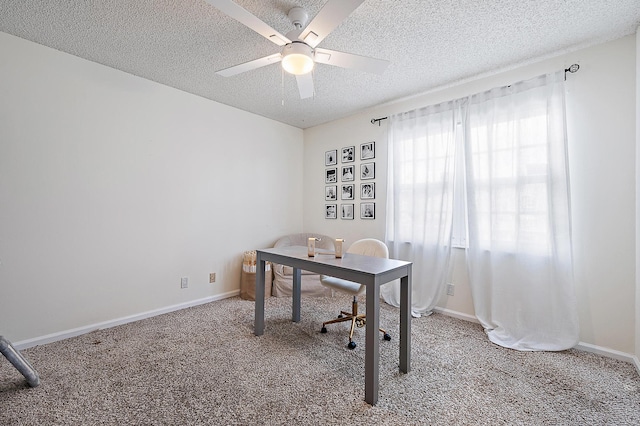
{"left": 636, "top": 27, "right": 640, "bottom": 364}
{"left": 0, "top": 32, "right": 304, "bottom": 343}
{"left": 568, "top": 36, "right": 636, "bottom": 354}
{"left": 303, "top": 35, "right": 637, "bottom": 355}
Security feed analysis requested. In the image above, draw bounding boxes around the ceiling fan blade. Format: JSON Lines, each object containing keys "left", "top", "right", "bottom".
{"left": 315, "top": 48, "right": 389, "bottom": 75}
{"left": 299, "top": 0, "right": 365, "bottom": 48}
{"left": 216, "top": 53, "right": 282, "bottom": 77}
{"left": 205, "top": 0, "right": 291, "bottom": 46}
{"left": 295, "top": 73, "right": 315, "bottom": 99}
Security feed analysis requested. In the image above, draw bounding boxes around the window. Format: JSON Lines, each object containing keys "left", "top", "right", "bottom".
{"left": 391, "top": 107, "right": 457, "bottom": 246}
{"left": 467, "top": 102, "right": 556, "bottom": 254}
{"left": 392, "top": 103, "right": 555, "bottom": 253}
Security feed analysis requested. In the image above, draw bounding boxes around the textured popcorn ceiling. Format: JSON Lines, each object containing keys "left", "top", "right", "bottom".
{"left": 1, "top": 1, "right": 639, "bottom": 129}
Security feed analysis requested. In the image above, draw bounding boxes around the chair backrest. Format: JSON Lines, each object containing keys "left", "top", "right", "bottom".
{"left": 346, "top": 238, "right": 389, "bottom": 259}
{"left": 319, "top": 239, "right": 390, "bottom": 295}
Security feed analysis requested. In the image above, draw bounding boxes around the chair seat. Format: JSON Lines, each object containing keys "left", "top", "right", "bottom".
{"left": 319, "top": 275, "right": 365, "bottom": 295}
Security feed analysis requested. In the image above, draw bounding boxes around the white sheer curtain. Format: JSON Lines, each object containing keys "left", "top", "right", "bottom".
{"left": 383, "top": 102, "right": 459, "bottom": 315}
{"left": 465, "top": 72, "right": 578, "bottom": 350}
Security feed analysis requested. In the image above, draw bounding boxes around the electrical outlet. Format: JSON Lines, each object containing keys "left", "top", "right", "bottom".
{"left": 209, "top": 273, "right": 216, "bottom": 283}
{"left": 181, "top": 277, "right": 188, "bottom": 289}
{"left": 446, "top": 283, "right": 455, "bottom": 296}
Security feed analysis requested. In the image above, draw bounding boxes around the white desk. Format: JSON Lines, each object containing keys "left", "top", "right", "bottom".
{"left": 254, "top": 245, "right": 412, "bottom": 405}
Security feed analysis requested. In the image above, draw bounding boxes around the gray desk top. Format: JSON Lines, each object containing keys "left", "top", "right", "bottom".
{"left": 257, "top": 245, "right": 411, "bottom": 284}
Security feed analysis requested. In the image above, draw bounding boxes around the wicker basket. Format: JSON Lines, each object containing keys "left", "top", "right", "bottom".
{"left": 240, "top": 250, "right": 272, "bottom": 300}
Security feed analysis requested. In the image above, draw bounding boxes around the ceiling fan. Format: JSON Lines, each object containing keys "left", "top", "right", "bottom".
{"left": 205, "top": 0, "right": 390, "bottom": 99}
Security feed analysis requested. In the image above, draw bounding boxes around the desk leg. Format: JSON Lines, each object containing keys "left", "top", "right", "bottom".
{"left": 399, "top": 267, "right": 412, "bottom": 373}
{"left": 364, "top": 281, "right": 380, "bottom": 405}
{"left": 254, "top": 255, "right": 266, "bottom": 336}
{"left": 292, "top": 267, "right": 301, "bottom": 323}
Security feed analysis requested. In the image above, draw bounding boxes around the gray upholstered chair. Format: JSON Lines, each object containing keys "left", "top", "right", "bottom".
{"left": 319, "top": 238, "right": 392, "bottom": 349}
{"left": 271, "top": 233, "right": 335, "bottom": 297}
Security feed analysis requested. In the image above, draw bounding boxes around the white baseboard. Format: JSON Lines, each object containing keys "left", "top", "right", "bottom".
{"left": 13, "top": 290, "right": 240, "bottom": 350}
{"left": 434, "top": 306, "right": 639, "bottom": 376}
{"left": 433, "top": 306, "right": 480, "bottom": 324}
{"left": 575, "top": 341, "right": 638, "bottom": 366}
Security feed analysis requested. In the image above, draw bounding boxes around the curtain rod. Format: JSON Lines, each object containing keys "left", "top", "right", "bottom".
{"left": 370, "top": 117, "right": 388, "bottom": 126}
{"left": 370, "top": 64, "right": 580, "bottom": 126}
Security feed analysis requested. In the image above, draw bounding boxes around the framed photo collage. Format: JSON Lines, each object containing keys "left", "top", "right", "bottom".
{"left": 325, "top": 141, "right": 376, "bottom": 220}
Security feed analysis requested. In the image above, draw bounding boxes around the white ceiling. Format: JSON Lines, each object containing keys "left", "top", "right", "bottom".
{"left": 1, "top": 1, "right": 639, "bottom": 129}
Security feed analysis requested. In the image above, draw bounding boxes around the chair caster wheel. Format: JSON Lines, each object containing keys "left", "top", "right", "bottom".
{"left": 337, "top": 314, "right": 343, "bottom": 318}
{"left": 383, "top": 333, "right": 392, "bottom": 341}
{"left": 347, "top": 341, "right": 357, "bottom": 350}
{"left": 321, "top": 327, "right": 327, "bottom": 333}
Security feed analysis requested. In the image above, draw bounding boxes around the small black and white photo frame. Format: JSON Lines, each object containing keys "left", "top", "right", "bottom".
{"left": 361, "top": 141, "right": 375, "bottom": 160}
{"left": 325, "top": 149, "right": 337, "bottom": 166}
{"left": 341, "top": 146, "right": 355, "bottom": 163}
{"left": 325, "top": 204, "right": 337, "bottom": 219}
{"left": 341, "top": 184, "right": 354, "bottom": 200}
{"left": 325, "top": 185, "right": 337, "bottom": 201}
{"left": 341, "top": 204, "right": 354, "bottom": 220}
{"left": 361, "top": 182, "right": 375, "bottom": 199}
{"left": 361, "top": 162, "right": 375, "bottom": 180}
{"left": 341, "top": 165, "right": 355, "bottom": 182}
{"left": 360, "top": 202, "right": 375, "bottom": 219}
{"left": 325, "top": 168, "right": 337, "bottom": 183}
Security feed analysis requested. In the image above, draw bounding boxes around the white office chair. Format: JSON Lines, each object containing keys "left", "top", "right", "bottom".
{"left": 320, "top": 238, "right": 392, "bottom": 349}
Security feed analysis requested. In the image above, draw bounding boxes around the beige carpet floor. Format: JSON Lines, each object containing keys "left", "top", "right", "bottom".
{"left": 1, "top": 296, "right": 639, "bottom": 425}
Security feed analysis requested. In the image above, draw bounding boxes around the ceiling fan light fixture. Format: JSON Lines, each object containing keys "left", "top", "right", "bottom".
{"left": 281, "top": 42, "right": 315, "bottom": 75}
